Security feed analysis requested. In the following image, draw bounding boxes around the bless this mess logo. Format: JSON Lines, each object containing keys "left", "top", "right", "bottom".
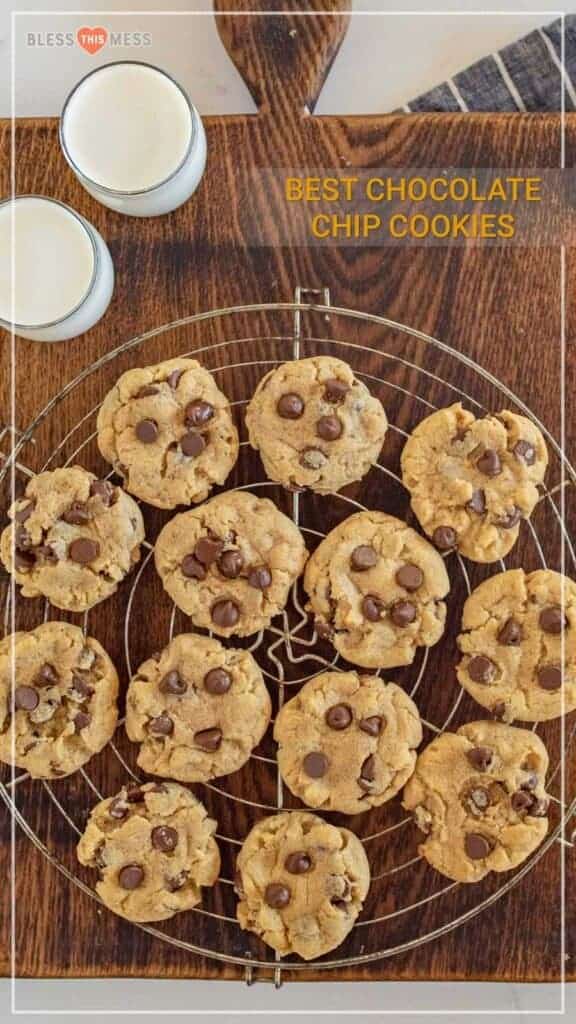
{"left": 26, "top": 28, "right": 152, "bottom": 53}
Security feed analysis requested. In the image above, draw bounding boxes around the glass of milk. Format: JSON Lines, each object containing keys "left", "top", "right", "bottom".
{"left": 60, "top": 62, "right": 207, "bottom": 217}
{"left": 0, "top": 195, "right": 114, "bottom": 343}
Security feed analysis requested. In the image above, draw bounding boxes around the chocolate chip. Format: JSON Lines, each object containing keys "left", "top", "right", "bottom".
{"left": 511, "top": 791, "right": 534, "bottom": 814}
{"left": 464, "top": 833, "right": 493, "bottom": 860}
{"left": 468, "top": 655, "right": 497, "bottom": 684}
{"left": 68, "top": 538, "right": 100, "bottom": 564}
{"left": 151, "top": 825, "right": 178, "bottom": 852}
{"left": 36, "top": 545, "right": 57, "bottom": 563}
{"left": 118, "top": 864, "right": 144, "bottom": 890}
{"left": 109, "top": 798, "right": 128, "bottom": 820}
{"left": 211, "top": 599, "right": 240, "bottom": 629}
{"left": 180, "top": 431, "right": 206, "bottom": 457}
{"left": 467, "top": 489, "right": 486, "bottom": 515}
{"left": 194, "top": 537, "right": 224, "bottom": 565}
{"left": 315, "top": 619, "right": 333, "bottom": 640}
{"left": 14, "top": 501, "right": 34, "bottom": 522}
{"left": 90, "top": 480, "right": 117, "bottom": 505}
{"left": 185, "top": 400, "right": 214, "bottom": 427}
{"left": 395, "top": 564, "right": 423, "bottom": 591}
{"left": 303, "top": 751, "right": 329, "bottom": 778}
{"left": 149, "top": 714, "right": 174, "bottom": 736}
{"left": 350, "top": 545, "right": 377, "bottom": 572}
{"left": 71, "top": 675, "right": 93, "bottom": 699}
{"left": 521, "top": 772, "right": 538, "bottom": 791}
{"left": 194, "top": 727, "right": 222, "bottom": 751}
{"left": 359, "top": 715, "right": 383, "bottom": 737}
{"left": 361, "top": 594, "right": 384, "bottom": 622}
{"left": 498, "top": 618, "right": 524, "bottom": 646}
{"left": 135, "top": 419, "right": 159, "bottom": 444}
{"left": 468, "top": 787, "right": 490, "bottom": 811}
{"left": 126, "top": 785, "right": 144, "bottom": 802}
{"left": 390, "top": 600, "right": 417, "bottom": 628}
{"left": 325, "top": 703, "right": 353, "bottom": 730}
{"left": 218, "top": 550, "right": 244, "bottom": 578}
{"left": 37, "top": 663, "right": 59, "bottom": 686}
{"left": 537, "top": 665, "right": 562, "bottom": 690}
{"left": 166, "top": 870, "right": 188, "bottom": 892}
{"left": 15, "top": 526, "right": 32, "bottom": 549}
{"left": 137, "top": 385, "right": 159, "bottom": 398}
{"left": 166, "top": 369, "right": 184, "bottom": 389}
{"left": 264, "top": 883, "right": 291, "bottom": 909}
{"left": 204, "top": 668, "right": 232, "bottom": 695}
{"left": 539, "top": 605, "right": 567, "bottom": 635}
{"left": 492, "top": 701, "right": 507, "bottom": 720}
{"left": 285, "top": 851, "right": 312, "bottom": 874}
{"left": 299, "top": 448, "right": 328, "bottom": 470}
{"left": 74, "top": 711, "right": 91, "bottom": 732}
{"left": 530, "top": 798, "right": 549, "bottom": 817}
{"left": 432, "top": 525, "right": 457, "bottom": 551}
{"left": 248, "top": 566, "right": 272, "bottom": 590}
{"left": 316, "top": 415, "right": 343, "bottom": 441}
{"left": 14, "top": 686, "right": 39, "bottom": 711}
{"left": 358, "top": 753, "right": 376, "bottom": 791}
{"left": 331, "top": 898, "right": 348, "bottom": 911}
{"left": 324, "top": 378, "right": 350, "bottom": 403}
{"left": 476, "top": 448, "right": 502, "bottom": 477}
{"left": 495, "top": 506, "right": 522, "bottom": 529}
{"left": 159, "top": 670, "right": 187, "bottom": 696}
{"left": 62, "top": 502, "right": 91, "bottom": 526}
{"left": 466, "top": 746, "right": 493, "bottom": 771}
{"left": 277, "top": 393, "right": 304, "bottom": 419}
{"left": 181, "top": 554, "right": 206, "bottom": 580}
{"left": 15, "top": 549, "right": 35, "bottom": 571}
{"left": 514, "top": 439, "right": 536, "bottom": 465}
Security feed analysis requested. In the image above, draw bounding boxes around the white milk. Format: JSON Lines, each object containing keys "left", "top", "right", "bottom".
{"left": 60, "top": 62, "right": 207, "bottom": 217}
{"left": 0, "top": 196, "right": 114, "bottom": 342}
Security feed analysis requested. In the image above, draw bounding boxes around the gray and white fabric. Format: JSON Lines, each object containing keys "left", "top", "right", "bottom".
{"left": 404, "top": 15, "right": 576, "bottom": 113}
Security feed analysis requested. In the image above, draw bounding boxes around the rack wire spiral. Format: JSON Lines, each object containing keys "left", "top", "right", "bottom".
{"left": 1, "top": 288, "right": 575, "bottom": 986}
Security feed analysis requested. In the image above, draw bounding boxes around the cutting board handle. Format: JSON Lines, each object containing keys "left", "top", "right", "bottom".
{"left": 214, "top": 0, "right": 351, "bottom": 116}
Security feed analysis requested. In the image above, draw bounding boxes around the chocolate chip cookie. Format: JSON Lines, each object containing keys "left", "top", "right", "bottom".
{"left": 457, "top": 569, "right": 576, "bottom": 722}
{"left": 235, "top": 811, "right": 370, "bottom": 959}
{"left": 125, "top": 633, "right": 271, "bottom": 782}
{"left": 245, "top": 356, "right": 388, "bottom": 493}
{"left": 275, "top": 671, "right": 422, "bottom": 814}
{"left": 97, "top": 357, "right": 239, "bottom": 509}
{"left": 0, "top": 467, "right": 145, "bottom": 612}
{"left": 400, "top": 403, "right": 548, "bottom": 562}
{"left": 0, "top": 622, "right": 118, "bottom": 778}
{"left": 403, "top": 720, "right": 550, "bottom": 883}
{"left": 303, "top": 511, "right": 449, "bottom": 668}
{"left": 77, "top": 781, "right": 220, "bottom": 923}
{"left": 155, "top": 491, "right": 308, "bottom": 637}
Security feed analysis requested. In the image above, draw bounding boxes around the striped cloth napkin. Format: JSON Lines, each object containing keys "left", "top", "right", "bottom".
{"left": 403, "top": 15, "right": 576, "bottom": 112}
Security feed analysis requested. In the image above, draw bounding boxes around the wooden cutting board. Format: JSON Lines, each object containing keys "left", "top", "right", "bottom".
{"left": 1, "top": 1, "right": 575, "bottom": 985}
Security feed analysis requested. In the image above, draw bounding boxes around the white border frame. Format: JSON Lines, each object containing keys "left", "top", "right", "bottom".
{"left": 7, "top": 6, "right": 569, "bottom": 1017}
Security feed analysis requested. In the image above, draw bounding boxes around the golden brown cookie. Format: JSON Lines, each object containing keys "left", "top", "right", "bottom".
{"left": 235, "top": 811, "right": 370, "bottom": 959}
{"left": 0, "top": 467, "right": 144, "bottom": 612}
{"left": 304, "top": 511, "right": 449, "bottom": 668}
{"left": 246, "top": 356, "right": 388, "bottom": 493}
{"left": 403, "top": 721, "right": 550, "bottom": 883}
{"left": 401, "top": 403, "right": 548, "bottom": 562}
{"left": 0, "top": 621, "right": 118, "bottom": 778}
{"left": 274, "top": 671, "right": 422, "bottom": 813}
{"left": 457, "top": 569, "right": 576, "bottom": 721}
{"left": 77, "top": 781, "right": 220, "bottom": 922}
{"left": 154, "top": 491, "right": 308, "bottom": 637}
{"left": 125, "top": 634, "right": 271, "bottom": 782}
{"left": 97, "top": 357, "right": 239, "bottom": 509}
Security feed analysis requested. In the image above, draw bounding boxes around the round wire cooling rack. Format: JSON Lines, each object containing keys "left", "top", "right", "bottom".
{"left": 1, "top": 287, "right": 575, "bottom": 985}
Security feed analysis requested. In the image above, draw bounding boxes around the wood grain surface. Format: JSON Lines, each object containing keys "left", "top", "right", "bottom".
{"left": 0, "top": 2, "right": 575, "bottom": 986}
